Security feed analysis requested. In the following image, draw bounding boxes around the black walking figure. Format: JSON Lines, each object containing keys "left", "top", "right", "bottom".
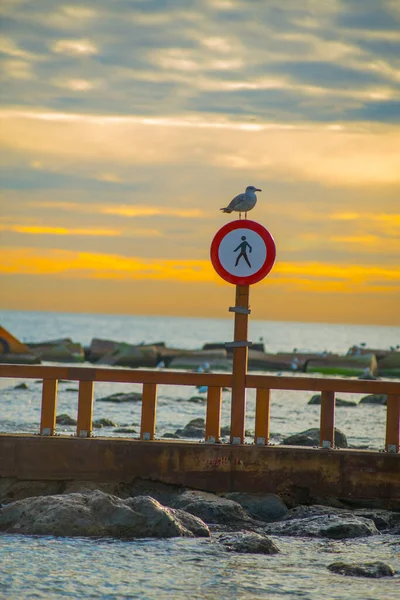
{"left": 234, "top": 236, "right": 252, "bottom": 268}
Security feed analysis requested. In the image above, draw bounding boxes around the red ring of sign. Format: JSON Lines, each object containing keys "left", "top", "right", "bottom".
{"left": 210, "top": 220, "right": 276, "bottom": 285}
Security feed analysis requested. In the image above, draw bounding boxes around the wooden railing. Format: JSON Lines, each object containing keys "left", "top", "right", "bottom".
{"left": 0, "top": 364, "right": 399, "bottom": 452}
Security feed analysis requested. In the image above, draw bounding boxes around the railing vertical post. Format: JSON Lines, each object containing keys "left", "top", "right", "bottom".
{"left": 320, "top": 390, "right": 335, "bottom": 448}
{"left": 230, "top": 284, "right": 250, "bottom": 444}
{"left": 140, "top": 383, "right": 158, "bottom": 440}
{"left": 76, "top": 380, "right": 94, "bottom": 438}
{"left": 40, "top": 379, "right": 58, "bottom": 436}
{"left": 205, "top": 386, "right": 222, "bottom": 443}
{"left": 385, "top": 394, "right": 400, "bottom": 453}
{"left": 254, "top": 388, "right": 270, "bottom": 445}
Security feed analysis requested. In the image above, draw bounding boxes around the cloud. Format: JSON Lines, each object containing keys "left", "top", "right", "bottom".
{"left": 0, "top": 222, "right": 161, "bottom": 238}
{"left": 31, "top": 201, "right": 206, "bottom": 219}
{"left": 1, "top": 246, "right": 399, "bottom": 295}
{"left": 50, "top": 39, "right": 98, "bottom": 55}
{"left": 1, "top": 109, "right": 400, "bottom": 187}
{"left": 0, "top": 224, "right": 120, "bottom": 236}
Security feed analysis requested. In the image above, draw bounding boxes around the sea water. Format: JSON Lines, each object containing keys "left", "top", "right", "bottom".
{"left": 0, "top": 310, "right": 399, "bottom": 599}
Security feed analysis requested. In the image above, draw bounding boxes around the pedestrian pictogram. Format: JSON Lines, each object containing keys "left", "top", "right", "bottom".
{"left": 234, "top": 236, "right": 252, "bottom": 268}
{"left": 210, "top": 220, "right": 276, "bottom": 285}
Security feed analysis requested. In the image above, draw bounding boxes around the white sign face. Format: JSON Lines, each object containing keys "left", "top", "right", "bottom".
{"left": 218, "top": 228, "right": 267, "bottom": 278}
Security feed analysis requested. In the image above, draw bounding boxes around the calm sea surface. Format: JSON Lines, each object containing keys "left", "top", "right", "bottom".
{"left": 0, "top": 310, "right": 399, "bottom": 599}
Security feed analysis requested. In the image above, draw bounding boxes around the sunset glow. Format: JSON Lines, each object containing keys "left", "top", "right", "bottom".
{"left": 0, "top": 1, "right": 399, "bottom": 324}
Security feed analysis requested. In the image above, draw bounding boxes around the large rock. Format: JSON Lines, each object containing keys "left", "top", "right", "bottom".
{"left": 221, "top": 493, "right": 288, "bottom": 522}
{"left": 328, "top": 561, "right": 395, "bottom": 578}
{"left": 281, "top": 428, "right": 348, "bottom": 448}
{"left": 175, "top": 418, "right": 205, "bottom": 438}
{"left": 282, "top": 504, "right": 400, "bottom": 535}
{"left": 97, "top": 392, "right": 142, "bottom": 403}
{"left": 0, "top": 491, "right": 210, "bottom": 538}
{"left": 28, "top": 339, "right": 85, "bottom": 362}
{"left": 308, "top": 394, "right": 357, "bottom": 407}
{"left": 218, "top": 531, "right": 280, "bottom": 554}
{"left": 352, "top": 508, "right": 400, "bottom": 532}
{"left": 170, "top": 490, "right": 252, "bottom": 525}
{"left": 56, "top": 413, "right": 77, "bottom": 426}
{"left": 359, "top": 394, "right": 387, "bottom": 406}
{"left": 263, "top": 513, "right": 379, "bottom": 539}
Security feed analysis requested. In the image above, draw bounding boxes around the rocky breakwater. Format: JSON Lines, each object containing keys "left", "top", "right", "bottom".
{"left": 0, "top": 490, "right": 210, "bottom": 539}
{"left": 2, "top": 326, "right": 399, "bottom": 377}
{"left": 0, "top": 480, "right": 398, "bottom": 571}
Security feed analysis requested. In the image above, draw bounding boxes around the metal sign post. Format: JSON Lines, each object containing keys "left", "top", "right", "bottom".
{"left": 210, "top": 220, "right": 276, "bottom": 444}
{"left": 229, "top": 284, "right": 250, "bottom": 444}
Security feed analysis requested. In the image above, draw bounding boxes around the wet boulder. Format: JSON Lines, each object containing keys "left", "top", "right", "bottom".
{"left": 328, "top": 561, "right": 395, "bottom": 578}
{"left": 175, "top": 418, "right": 205, "bottom": 438}
{"left": 170, "top": 490, "right": 253, "bottom": 526}
{"left": 308, "top": 394, "right": 357, "bottom": 407}
{"left": 97, "top": 392, "right": 142, "bottom": 403}
{"left": 263, "top": 513, "right": 379, "bottom": 539}
{"left": 56, "top": 414, "right": 77, "bottom": 426}
{"left": 352, "top": 508, "right": 400, "bottom": 532}
{"left": 221, "top": 492, "right": 288, "bottom": 522}
{"left": 281, "top": 427, "right": 348, "bottom": 448}
{"left": 218, "top": 531, "right": 280, "bottom": 554}
{"left": 359, "top": 394, "right": 387, "bottom": 406}
{"left": 14, "top": 382, "right": 29, "bottom": 390}
{"left": 0, "top": 490, "right": 210, "bottom": 538}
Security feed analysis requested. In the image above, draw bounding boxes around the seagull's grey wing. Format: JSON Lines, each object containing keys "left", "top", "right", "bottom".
{"left": 226, "top": 192, "right": 245, "bottom": 210}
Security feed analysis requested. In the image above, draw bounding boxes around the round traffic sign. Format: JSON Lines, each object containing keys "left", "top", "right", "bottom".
{"left": 210, "top": 220, "right": 276, "bottom": 285}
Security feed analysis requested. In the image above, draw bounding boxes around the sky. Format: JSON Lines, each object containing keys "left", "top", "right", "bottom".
{"left": 0, "top": 0, "right": 399, "bottom": 325}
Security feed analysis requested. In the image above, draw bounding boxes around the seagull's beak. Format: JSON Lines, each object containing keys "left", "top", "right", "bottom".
{"left": 255, "top": 188, "right": 262, "bottom": 192}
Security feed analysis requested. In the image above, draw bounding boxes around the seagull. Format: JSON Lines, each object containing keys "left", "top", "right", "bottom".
{"left": 220, "top": 185, "right": 261, "bottom": 219}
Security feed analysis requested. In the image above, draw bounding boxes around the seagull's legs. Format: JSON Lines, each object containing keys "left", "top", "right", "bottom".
{"left": 245, "top": 211, "right": 247, "bottom": 219}
{"left": 239, "top": 212, "right": 242, "bottom": 220}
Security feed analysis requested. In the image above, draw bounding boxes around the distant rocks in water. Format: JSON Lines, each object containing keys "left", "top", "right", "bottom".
{"left": 168, "top": 349, "right": 231, "bottom": 371}
{"left": 359, "top": 394, "right": 388, "bottom": 406}
{"left": 187, "top": 396, "right": 207, "bottom": 404}
{"left": 4, "top": 328, "right": 399, "bottom": 378}
{"left": 218, "top": 531, "right": 280, "bottom": 554}
{"left": 96, "top": 342, "right": 159, "bottom": 368}
{"left": 376, "top": 350, "right": 400, "bottom": 378}
{"left": 281, "top": 427, "right": 348, "bottom": 448}
{"left": 308, "top": 394, "right": 357, "bottom": 407}
{"left": 92, "top": 418, "right": 118, "bottom": 429}
{"left": 97, "top": 392, "right": 142, "bottom": 403}
{"left": 305, "top": 353, "right": 378, "bottom": 377}
{"left": 162, "top": 432, "right": 180, "bottom": 439}
{"left": 13, "top": 382, "right": 29, "bottom": 390}
{"left": 176, "top": 418, "right": 205, "bottom": 438}
{"left": 0, "top": 490, "right": 210, "bottom": 539}
{"left": 328, "top": 561, "right": 395, "bottom": 578}
{"left": 113, "top": 427, "right": 137, "bottom": 434}
{"left": 174, "top": 419, "right": 247, "bottom": 439}
{"left": 95, "top": 418, "right": 118, "bottom": 427}
{"left": 56, "top": 413, "right": 77, "bottom": 426}
{"left": 27, "top": 338, "right": 85, "bottom": 363}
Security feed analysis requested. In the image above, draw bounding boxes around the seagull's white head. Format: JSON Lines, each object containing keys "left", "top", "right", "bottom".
{"left": 246, "top": 185, "right": 262, "bottom": 193}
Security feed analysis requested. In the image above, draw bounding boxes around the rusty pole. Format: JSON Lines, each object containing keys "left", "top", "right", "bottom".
{"left": 230, "top": 284, "right": 250, "bottom": 444}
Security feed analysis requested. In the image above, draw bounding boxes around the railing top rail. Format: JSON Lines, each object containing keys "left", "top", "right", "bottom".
{"left": 0, "top": 363, "right": 399, "bottom": 394}
{"left": 246, "top": 374, "right": 400, "bottom": 395}
{"left": 0, "top": 364, "right": 232, "bottom": 387}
